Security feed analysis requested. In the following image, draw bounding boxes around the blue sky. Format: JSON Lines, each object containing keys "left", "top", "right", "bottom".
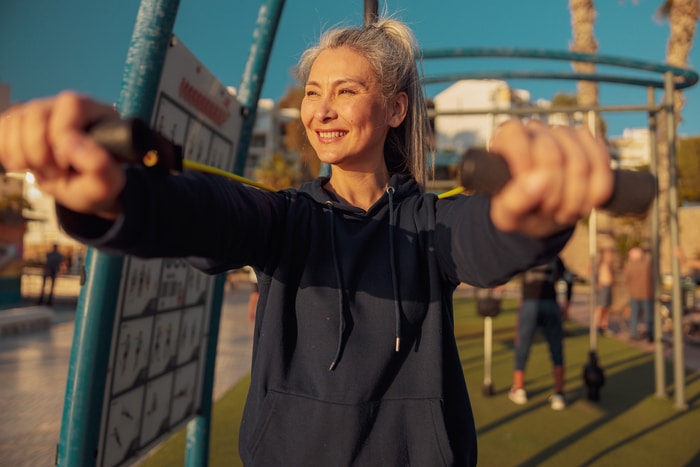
{"left": 1, "top": 0, "right": 698, "bottom": 137}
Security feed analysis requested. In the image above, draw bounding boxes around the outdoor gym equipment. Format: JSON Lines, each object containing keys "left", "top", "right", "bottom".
{"left": 56, "top": 1, "right": 698, "bottom": 466}
{"left": 475, "top": 288, "right": 503, "bottom": 397}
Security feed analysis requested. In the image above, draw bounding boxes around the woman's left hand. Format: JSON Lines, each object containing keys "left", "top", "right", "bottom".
{"left": 487, "top": 119, "right": 613, "bottom": 238}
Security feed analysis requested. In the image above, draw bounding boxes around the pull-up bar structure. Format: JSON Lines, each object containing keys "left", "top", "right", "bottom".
{"left": 418, "top": 46, "right": 697, "bottom": 411}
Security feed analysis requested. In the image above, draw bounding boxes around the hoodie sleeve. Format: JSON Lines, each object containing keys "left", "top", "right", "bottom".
{"left": 434, "top": 193, "right": 573, "bottom": 288}
{"left": 56, "top": 166, "right": 288, "bottom": 273}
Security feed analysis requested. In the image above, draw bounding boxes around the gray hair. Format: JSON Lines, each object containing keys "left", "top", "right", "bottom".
{"left": 296, "top": 18, "right": 432, "bottom": 188}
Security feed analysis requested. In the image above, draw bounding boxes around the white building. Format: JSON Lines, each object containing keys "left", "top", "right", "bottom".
{"left": 433, "top": 80, "right": 532, "bottom": 151}
{"left": 245, "top": 98, "right": 278, "bottom": 178}
{"left": 608, "top": 128, "right": 651, "bottom": 169}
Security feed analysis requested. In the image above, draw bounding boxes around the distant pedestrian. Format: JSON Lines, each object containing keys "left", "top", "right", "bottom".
{"left": 622, "top": 247, "right": 654, "bottom": 341}
{"left": 38, "top": 243, "right": 64, "bottom": 306}
{"left": 509, "top": 256, "right": 569, "bottom": 410}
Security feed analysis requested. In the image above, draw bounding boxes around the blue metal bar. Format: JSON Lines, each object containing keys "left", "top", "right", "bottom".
{"left": 57, "top": 249, "right": 125, "bottom": 466}
{"left": 420, "top": 47, "right": 699, "bottom": 89}
{"left": 187, "top": 1, "right": 285, "bottom": 461}
{"left": 119, "top": 0, "right": 181, "bottom": 120}
{"left": 185, "top": 274, "right": 226, "bottom": 467}
{"left": 57, "top": 1, "right": 179, "bottom": 465}
{"left": 233, "top": 0, "right": 287, "bottom": 176}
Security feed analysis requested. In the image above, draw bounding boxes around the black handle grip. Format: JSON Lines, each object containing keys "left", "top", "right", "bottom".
{"left": 459, "top": 148, "right": 656, "bottom": 216}
{"left": 87, "top": 118, "right": 183, "bottom": 173}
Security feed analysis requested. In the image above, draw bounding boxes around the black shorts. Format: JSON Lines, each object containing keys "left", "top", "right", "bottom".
{"left": 596, "top": 286, "right": 612, "bottom": 307}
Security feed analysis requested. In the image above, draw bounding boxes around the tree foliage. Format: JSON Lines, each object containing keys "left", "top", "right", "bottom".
{"left": 253, "top": 152, "right": 303, "bottom": 190}
{"left": 278, "top": 86, "right": 321, "bottom": 180}
{"left": 678, "top": 136, "right": 700, "bottom": 204}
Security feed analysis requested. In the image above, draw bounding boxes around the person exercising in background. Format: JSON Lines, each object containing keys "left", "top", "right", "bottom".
{"left": 510, "top": 256, "right": 570, "bottom": 410}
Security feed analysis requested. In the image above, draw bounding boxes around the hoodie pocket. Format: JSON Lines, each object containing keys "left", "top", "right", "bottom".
{"left": 246, "top": 391, "right": 455, "bottom": 466}
{"left": 247, "top": 390, "right": 280, "bottom": 457}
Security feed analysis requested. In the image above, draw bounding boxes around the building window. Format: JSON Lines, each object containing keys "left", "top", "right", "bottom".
{"left": 250, "top": 134, "right": 267, "bottom": 148}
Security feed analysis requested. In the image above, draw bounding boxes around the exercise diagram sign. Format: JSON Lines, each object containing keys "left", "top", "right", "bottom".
{"left": 97, "top": 36, "right": 243, "bottom": 467}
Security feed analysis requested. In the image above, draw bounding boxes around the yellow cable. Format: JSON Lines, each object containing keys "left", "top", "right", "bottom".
{"left": 183, "top": 159, "right": 277, "bottom": 192}
{"left": 437, "top": 186, "right": 465, "bottom": 198}
{"left": 183, "top": 159, "right": 464, "bottom": 199}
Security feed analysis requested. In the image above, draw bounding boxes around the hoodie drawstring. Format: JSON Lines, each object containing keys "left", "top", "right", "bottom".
{"left": 326, "top": 187, "right": 402, "bottom": 371}
{"left": 326, "top": 201, "right": 346, "bottom": 371}
{"left": 386, "top": 186, "right": 402, "bottom": 352}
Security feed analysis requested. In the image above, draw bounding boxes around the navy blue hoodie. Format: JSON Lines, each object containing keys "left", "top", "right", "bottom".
{"left": 58, "top": 168, "right": 570, "bottom": 466}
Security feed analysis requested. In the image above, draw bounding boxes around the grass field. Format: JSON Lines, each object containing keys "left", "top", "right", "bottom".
{"left": 142, "top": 297, "right": 700, "bottom": 466}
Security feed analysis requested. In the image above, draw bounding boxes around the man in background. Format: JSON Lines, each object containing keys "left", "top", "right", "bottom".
{"left": 38, "top": 244, "right": 64, "bottom": 306}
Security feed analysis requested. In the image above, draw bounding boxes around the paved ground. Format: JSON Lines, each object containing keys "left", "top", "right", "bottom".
{"left": 0, "top": 280, "right": 255, "bottom": 467}
{"left": 1, "top": 279, "right": 698, "bottom": 466}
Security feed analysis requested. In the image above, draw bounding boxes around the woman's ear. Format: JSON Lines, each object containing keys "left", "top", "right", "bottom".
{"left": 388, "top": 91, "right": 408, "bottom": 128}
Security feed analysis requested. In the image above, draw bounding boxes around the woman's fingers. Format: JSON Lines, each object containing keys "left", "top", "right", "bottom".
{"left": 50, "top": 91, "right": 119, "bottom": 171}
{"left": 488, "top": 119, "right": 612, "bottom": 237}
{"left": 0, "top": 92, "right": 125, "bottom": 218}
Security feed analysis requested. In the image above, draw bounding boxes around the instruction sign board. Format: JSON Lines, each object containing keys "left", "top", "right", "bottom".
{"left": 96, "top": 36, "right": 243, "bottom": 467}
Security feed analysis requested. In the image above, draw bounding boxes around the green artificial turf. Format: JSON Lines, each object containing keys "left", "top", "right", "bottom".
{"left": 142, "top": 297, "right": 700, "bottom": 466}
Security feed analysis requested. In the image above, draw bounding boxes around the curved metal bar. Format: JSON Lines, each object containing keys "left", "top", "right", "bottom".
{"left": 423, "top": 71, "right": 687, "bottom": 89}
{"left": 420, "top": 47, "right": 699, "bottom": 90}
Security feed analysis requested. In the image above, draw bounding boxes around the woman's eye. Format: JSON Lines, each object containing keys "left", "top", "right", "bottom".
{"left": 305, "top": 89, "right": 319, "bottom": 97}
{"left": 339, "top": 88, "right": 356, "bottom": 95}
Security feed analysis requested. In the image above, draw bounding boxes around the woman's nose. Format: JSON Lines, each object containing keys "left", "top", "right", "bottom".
{"left": 315, "top": 97, "right": 337, "bottom": 121}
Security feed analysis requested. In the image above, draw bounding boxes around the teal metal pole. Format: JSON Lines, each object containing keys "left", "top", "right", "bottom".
{"left": 186, "top": 2, "right": 285, "bottom": 463}
{"left": 648, "top": 87, "right": 667, "bottom": 400}
{"left": 185, "top": 274, "right": 226, "bottom": 467}
{"left": 57, "top": 249, "right": 124, "bottom": 466}
{"left": 57, "top": 1, "right": 179, "bottom": 465}
{"left": 233, "top": 0, "right": 286, "bottom": 176}
{"left": 119, "top": 0, "right": 181, "bottom": 120}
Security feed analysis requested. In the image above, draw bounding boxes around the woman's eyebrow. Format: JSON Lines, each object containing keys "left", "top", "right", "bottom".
{"left": 305, "top": 78, "right": 370, "bottom": 89}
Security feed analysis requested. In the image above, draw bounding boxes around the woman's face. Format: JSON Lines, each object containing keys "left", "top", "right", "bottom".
{"left": 300, "top": 46, "right": 406, "bottom": 171}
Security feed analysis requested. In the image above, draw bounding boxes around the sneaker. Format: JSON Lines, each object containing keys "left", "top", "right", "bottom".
{"left": 508, "top": 387, "right": 527, "bottom": 405}
{"left": 549, "top": 393, "right": 566, "bottom": 410}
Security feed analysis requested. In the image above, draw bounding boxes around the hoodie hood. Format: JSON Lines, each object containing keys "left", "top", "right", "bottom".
{"left": 298, "top": 173, "right": 421, "bottom": 214}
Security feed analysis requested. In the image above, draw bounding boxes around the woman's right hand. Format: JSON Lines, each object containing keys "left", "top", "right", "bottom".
{"left": 0, "top": 91, "right": 126, "bottom": 219}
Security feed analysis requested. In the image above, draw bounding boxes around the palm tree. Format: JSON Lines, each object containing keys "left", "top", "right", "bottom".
{"left": 569, "top": 0, "right": 619, "bottom": 263}
{"left": 569, "top": 0, "right": 602, "bottom": 137}
{"left": 653, "top": 0, "right": 698, "bottom": 263}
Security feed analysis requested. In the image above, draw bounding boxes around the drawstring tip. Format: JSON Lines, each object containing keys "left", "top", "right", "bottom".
{"left": 329, "top": 361, "right": 337, "bottom": 371}
{"left": 395, "top": 337, "right": 401, "bottom": 352}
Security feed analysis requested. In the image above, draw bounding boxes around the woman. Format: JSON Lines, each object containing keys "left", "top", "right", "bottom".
{"left": 0, "top": 17, "right": 612, "bottom": 467}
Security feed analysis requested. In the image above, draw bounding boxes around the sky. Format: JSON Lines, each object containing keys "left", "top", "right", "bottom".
{"left": 1, "top": 0, "right": 698, "bottom": 138}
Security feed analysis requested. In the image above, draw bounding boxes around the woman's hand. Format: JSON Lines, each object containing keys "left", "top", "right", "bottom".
{"left": 0, "top": 91, "right": 125, "bottom": 219}
{"left": 488, "top": 119, "right": 613, "bottom": 238}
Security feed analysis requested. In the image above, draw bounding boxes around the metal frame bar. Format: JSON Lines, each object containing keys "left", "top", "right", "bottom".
{"left": 57, "top": 1, "right": 181, "bottom": 464}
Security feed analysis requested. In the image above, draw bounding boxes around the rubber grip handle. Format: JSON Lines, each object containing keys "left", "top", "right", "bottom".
{"left": 87, "top": 118, "right": 183, "bottom": 173}
{"left": 459, "top": 148, "right": 655, "bottom": 215}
